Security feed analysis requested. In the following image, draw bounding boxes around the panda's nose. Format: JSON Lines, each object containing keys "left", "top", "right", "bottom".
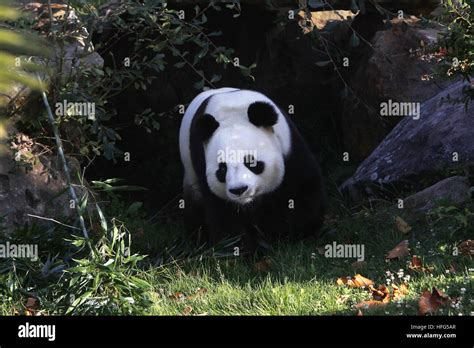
{"left": 229, "top": 185, "right": 248, "bottom": 196}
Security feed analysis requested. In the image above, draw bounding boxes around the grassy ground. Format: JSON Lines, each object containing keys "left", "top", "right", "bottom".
{"left": 0, "top": 194, "right": 473, "bottom": 316}
{"left": 142, "top": 201, "right": 474, "bottom": 316}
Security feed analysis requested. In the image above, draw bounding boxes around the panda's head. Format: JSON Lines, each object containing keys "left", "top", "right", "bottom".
{"left": 198, "top": 101, "right": 285, "bottom": 205}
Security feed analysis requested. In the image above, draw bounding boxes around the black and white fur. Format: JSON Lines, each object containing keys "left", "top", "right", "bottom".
{"left": 179, "top": 88, "right": 325, "bottom": 252}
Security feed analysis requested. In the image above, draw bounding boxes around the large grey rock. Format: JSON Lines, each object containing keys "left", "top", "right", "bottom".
{"left": 403, "top": 176, "right": 471, "bottom": 211}
{"left": 341, "top": 17, "right": 451, "bottom": 160}
{"left": 0, "top": 132, "right": 79, "bottom": 234}
{"left": 341, "top": 81, "right": 474, "bottom": 202}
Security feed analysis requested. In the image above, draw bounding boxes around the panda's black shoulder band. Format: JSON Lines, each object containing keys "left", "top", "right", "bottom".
{"left": 198, "top": 113, "right": 220, "bottom": 142}
{"left": 248, "top": 101, "right": 278, "bottom": 128}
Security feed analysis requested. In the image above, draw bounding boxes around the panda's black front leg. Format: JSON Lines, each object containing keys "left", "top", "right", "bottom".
{"left": 290, "top": 188, "right": 325, "bottom": 240}
{"left": 183, "top": 188, "right": 206, "bottom": 246}
{"left": 205, "top": 199, "right": 259, "bottom": 258}
{"left": 241, "top": 224, "right": 259, "bottom": 258}
{"left": 204, "top": 197, "right": 237, "bottom": 246}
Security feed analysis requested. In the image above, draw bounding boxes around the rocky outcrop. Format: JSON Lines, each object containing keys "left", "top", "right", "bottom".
{"left": 341, "top": 16, "right": 451, "bottom": 160}
{"left": 1, "top": 2, "right": 104, "bottom": 108}
{"left": 403, "top": 176, "right": 471, "bottom": 211}
{"left": 0, "top": 132, "right": 79, "bottom": 234}
{"left": 22, "top": 2, "right": 104, "bottom": 77}
{"left": 341, "top": 80, "right": 474, "bottom": 202}
{"left": 0, "top": 1, "right": 104, "bottom": 234}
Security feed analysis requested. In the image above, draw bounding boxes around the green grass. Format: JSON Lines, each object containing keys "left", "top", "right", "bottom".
{"left": 141, "top": 201, "right": 473, "bottom": 315}
{"left": 0, "top": 197, "right": 473, "bottom": 316}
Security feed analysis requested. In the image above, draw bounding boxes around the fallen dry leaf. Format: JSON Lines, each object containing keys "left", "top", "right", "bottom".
{"left": 458, "top": 240, "right": 474, "bottom": 257}
{"left": 418, "top": 287, "right": 451, "bottom": 315}
{"left": 336, "top": 274, "right": 374, "bottom": 288}
{"left": 386, "top": 240, "right": 409, "bottom": 259}
{"left": 408, "top": 256, "right": 432, "bottom": 273}
{"left": 24, "top": 297, "right": 38, "bottom": 315}
{"left": 24, "top": 3, "right": 43, "bottom": 11}
{"left": 25, "top": 297, "right": 38, "bottom": 316}
{"left": 170, "top": 292, "right": 186, "bottom": 301}
{"left": 410, "top": 255, "right": 423, "bottom": 269}
{"left": 187, "top": 287, "right": 208, "bottom": 300}
{"left": 52, "top": 9, "right": 66, "bottom": 18}
{"left": 197, "top": 287, "right": 208, "bottom": 296}
{"left": 393, "top": 283, "right": 409, "bottom": 301}
{"left": 351, "top": 274, "right": 374, "bottom": 288}
{"left": 395, "top": 216, "right": 412, "bottom": 234}
{"left": 336, "top": 295, "right": 350, "bottom": 305}
{"left": 183, "top": 306, "right": 193, "bottom": 315}
{"left": 356, "top": 283, "right": 408, "bottom": 311}
{"left": 26, "top": 297, "right": 37, "bottom": 309}
{"left": 370, "top": 285, "right": 391, "bottom": 303}
{"left": 253, "top": 258, "right": 272, "bottom": 272}
{"left": 408, "top": 255, "right": 426, "bottom": 272}
{"left": 356, "top": 309, "right": 363, "bottom": 316}
{"left": 172, "top": 288, "right": 208, "bottom": 301}
{"left": 49, "top": 3, "right": 68, "bottom": 9}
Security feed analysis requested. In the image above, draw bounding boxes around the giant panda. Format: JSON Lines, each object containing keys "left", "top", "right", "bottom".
{"left": 179, "top": 88, "right": 325, "bottom": 253}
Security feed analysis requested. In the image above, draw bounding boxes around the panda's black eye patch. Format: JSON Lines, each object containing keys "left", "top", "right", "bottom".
{"left": 244, "top": 155, "right": 265, "bottom": 175}
{"left": 215, "top": 162, "right": 227, "bottom": 183}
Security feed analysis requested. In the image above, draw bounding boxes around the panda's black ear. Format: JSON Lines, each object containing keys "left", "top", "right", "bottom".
{"left": 197, "top": 113, "right": 220, "bottom": 142}
{"left": 248, "top": 102, "right": 278, "bottom": 128}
